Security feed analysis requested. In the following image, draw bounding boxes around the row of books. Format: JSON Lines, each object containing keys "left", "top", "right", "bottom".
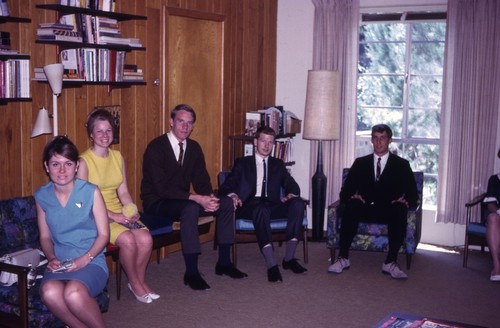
{"left": 59, "top": 0, "right": 117, "bottom": 12}
{"left": 244, "top": 106, "right": 302, "bottom": 136}
{"left": 52, "top": 14, "right": 142, "bottom": 47}
{"left": 34, "top": 48, "right": 141, "bottom": 82}
{"left": 243, "top": 137, "right": 294, "bottom": 163}
{"left": 0, "top": 59, "right": 30, "bottom": 98}
{"left": 0, "top": 0, "right": 9, "bottom": 17}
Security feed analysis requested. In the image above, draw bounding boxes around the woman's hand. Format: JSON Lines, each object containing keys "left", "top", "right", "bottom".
{"left": 47, "top": 258, "right": 62, "bottom": 272}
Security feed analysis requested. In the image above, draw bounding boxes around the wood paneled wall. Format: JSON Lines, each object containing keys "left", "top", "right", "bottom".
{"left": 0, "top": 0, "right": 277, "bottom": 206}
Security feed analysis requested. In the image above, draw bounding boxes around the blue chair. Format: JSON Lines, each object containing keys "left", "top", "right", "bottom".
{"left": 217, "top": 171, "right": 308, "bottom": 266}
{"left": 463, "top": 193, "right": 488, "bottom": 268}
{"left": 326, "top": 169, "right": 424, "bottom": 270}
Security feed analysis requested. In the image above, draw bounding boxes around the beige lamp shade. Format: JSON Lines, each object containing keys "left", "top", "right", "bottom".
{"left": 303, "top": 70, "right": 341, "bottom": 141}
{"left": 43, "top": 63, "right": 64, "bottom": 95}
{"left": 31, "top": 107, "right": 52, "bottom": 138}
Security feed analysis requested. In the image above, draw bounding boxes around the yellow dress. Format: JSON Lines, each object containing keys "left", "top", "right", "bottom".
{"left": 80, "top": 148, "right": 145, "bottom": 243}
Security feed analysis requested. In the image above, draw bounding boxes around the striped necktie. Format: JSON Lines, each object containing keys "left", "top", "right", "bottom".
{"left": 178, "top": 142, "right": 184, "bottom": 166}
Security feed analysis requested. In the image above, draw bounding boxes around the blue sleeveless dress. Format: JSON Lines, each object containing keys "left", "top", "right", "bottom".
{"left": 34, "top": 179, "right": 108, "bottom": 297}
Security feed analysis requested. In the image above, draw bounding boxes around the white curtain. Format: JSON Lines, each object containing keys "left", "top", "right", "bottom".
{"left": 310, "top": 0, "right": 359, "bottom": 208}
{"left": 436, "top": 0, "right": 500, "bottom": 223}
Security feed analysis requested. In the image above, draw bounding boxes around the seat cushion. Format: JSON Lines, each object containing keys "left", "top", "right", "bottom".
{"left": 467, "top": 222, "right": 486, "bottom": 236}
{"left": 235, "top": 217, "right": 307, "bottom": 231}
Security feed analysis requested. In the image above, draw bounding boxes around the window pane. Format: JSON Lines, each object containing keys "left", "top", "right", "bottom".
{"left": 409, "top": 76, "right": 443, "bottom": 109}
{"left": 361, "top": 24, "right": 406, "bottom": 42}
{"left": 412, "top": 22, "right": 446, "bottom": 42}
{"left": 411, "top": 43, "right": 445, "bottom": 74}
{"left": 407, "top": 109, "right": 440, "bottom": 138}
{"left": 391, "top": 142, "right": 439, "bottom": 206}
{"left": 358, "top": 75, "right": 404, "bottom": 107}
{"left": 357, "top": 107, "right": 403, "bottom": 137}
{"left": 359, "top": 42, "right": 406, "bottom": 74}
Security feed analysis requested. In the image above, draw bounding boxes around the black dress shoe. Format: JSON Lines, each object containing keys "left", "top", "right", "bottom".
{"left": 215, "top": 263, "right": 248, "bottom": 279}
{"left": 282, "top": 258, "right": 307, "bottom": 274}
{"left": 267, "top": 265, "right": 283, "bottom": 283}
{"left": 183, "top": 273, "right": 210, "bottom": 290}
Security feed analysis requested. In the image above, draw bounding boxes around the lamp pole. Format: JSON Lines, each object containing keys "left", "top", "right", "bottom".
{"left": 311, "top": 140, "right": 327, "bottom": 241}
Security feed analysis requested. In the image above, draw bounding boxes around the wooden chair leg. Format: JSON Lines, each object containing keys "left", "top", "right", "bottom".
{"left": 303, "top": 228, "right": 308, "bottom": 264}
{"left": 115, "top": 257, "right": 122, "bottom": 300}
{"left": 463, "top": 236, "right": 469, "bottom": 268}
{"left": 406, "top": 253, "right": 412, "bottom": 270}
{"left": 232, "top": 243, "right": 238, "bottom": 267}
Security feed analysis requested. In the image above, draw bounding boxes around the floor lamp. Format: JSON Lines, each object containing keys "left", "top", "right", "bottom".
{"left": 303, "top": 70, "right": 341, "bottom": 241}
{"left": 32, "top": 64, "right": 64, "bottom": 137}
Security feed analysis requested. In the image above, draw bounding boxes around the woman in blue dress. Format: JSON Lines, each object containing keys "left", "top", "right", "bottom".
{"left": 34, "top": 136, "right": 110, "bottom": 328}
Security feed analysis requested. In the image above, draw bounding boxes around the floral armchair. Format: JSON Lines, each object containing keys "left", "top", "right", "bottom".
{"left": 326, "top": 169, "right": 424, "bottom": 270}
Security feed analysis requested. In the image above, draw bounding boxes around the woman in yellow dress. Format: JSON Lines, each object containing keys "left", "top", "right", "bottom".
{"left": 77, "top": 109, "right": 158, "bottom": 303}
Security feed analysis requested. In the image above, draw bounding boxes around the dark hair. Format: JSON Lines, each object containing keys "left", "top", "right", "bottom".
{"left": 86, "top": 108, "right": 116, "bottom": 137}
{"left": 255, "top": 126, "right": 276, "bottom": 139}
{"left": 170, "top": 104, "right": 196, "bottom": 123}
{"left": 42, "top": 136, "right": 79, "bottom": 168}
{"left": 371, "top": 124, "right": 393, "bottom": 139}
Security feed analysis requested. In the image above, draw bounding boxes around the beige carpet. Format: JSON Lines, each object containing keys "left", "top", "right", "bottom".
{"left": 103, "top": 241, "right": 498, "bottom": 328}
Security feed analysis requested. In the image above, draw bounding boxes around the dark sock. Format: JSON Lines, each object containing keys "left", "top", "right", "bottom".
{"left": 262, "top": 244, "right": 276, "bottom": 269}
{"left": 184, "top": 253, "right": 199, "bottom": 276}
{"left": 284, "top": 239, "right": 298, "bottom": 262}
{"left": 218, "top": 244, "right": 231, "bottom": 266}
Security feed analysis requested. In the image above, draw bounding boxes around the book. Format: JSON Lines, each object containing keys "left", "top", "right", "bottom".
{"left": 38, "top": 34, "right": 83, "bottom": 43}
{"left": 0, "top": 0, "right": 10, "bottom": 17}
{"left": 245, "top": 112, "right": 262, "bottom": 136}
{"left": 38, "top": 23, "right": 75, "bottom": 30}
{"left": 37, "top": 29, "right": 82, "bottom": 37}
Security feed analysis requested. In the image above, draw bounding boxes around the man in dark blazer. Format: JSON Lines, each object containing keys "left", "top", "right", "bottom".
{"left": 219, "top": 126, "right": 307, "bottom": 282}
{"left": 328, "top": 124, "right": 419, "bottom": 279}
{"left": 141, "top": 104, "right": 247, "bottom": 291}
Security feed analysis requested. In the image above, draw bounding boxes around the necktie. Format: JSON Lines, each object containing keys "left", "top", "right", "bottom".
{"left": 261, "top": 159, "right": 267, "bottom": 199}
{"left": 178, "top": 142, "right": 184, "bottom": 166}
{"left": 376, "top": 157, "right": 381, "bottom": 181}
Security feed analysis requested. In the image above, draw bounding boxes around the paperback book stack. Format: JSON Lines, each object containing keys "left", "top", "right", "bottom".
{"left": 37, "top": 23, "right": 83, "bottom": 43}
{"left": 60, "top": 0, "right": 116, "bottom": 12}
{"left": 122, "top": 64, "right": 144, "bottom": 81}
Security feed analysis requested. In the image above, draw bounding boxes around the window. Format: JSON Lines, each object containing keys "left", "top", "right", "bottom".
{"left": 356, "top": 13, "right": 446, "bottom": 208}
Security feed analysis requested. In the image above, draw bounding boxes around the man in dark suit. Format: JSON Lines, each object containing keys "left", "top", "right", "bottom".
{"left": 328, "top": 124, "right": 419, "bottom": 279}
{"left": 141, "top": 104, "right": 247, "bottom": 291}
{"left": 219, "top": 126, "right": 307, "bottom": 282}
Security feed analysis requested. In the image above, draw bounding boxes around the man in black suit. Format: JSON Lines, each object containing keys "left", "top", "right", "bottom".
{"left": 328, "top": 124, "right": 418, "bottom": 279}
{"left": 141, "top": 104, "right": 247, "bottom": 291}
{"left": 219, "top": 126, "right": 307, "bottom": 282}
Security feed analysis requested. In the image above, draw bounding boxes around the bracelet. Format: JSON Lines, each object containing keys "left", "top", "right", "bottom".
{"left": 87, "top": 252, "right": 94, "bottom": 261}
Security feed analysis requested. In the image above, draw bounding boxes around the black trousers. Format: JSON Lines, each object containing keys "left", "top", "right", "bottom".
{"left": 338, "top": 199, "right": 408, "bottom": 263}
{"left": 144, "top": 198, "right": 234, "bottom": 255}
{"left": 230, "top": 196, "right": 305, "bottom": 250}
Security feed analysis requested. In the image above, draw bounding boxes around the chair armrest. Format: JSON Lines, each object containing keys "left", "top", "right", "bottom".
{"left": 328, "top": 199, "right": 341, "bottom": 209}
{"left": 0, "top": 262, "right": 30, "bottom": 327}
{"left": 465, "top": 193, "right": 487, "bottom": 208}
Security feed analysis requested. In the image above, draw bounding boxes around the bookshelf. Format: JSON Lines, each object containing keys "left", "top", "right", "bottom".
{"left": 228, "top": 134, "right": 296, "bottom": 167}
{"left": 35, "top": 4, "right": 146, "bottom": 87}
{"left": 0, "top": 15, "right": 32, "bottom": 103}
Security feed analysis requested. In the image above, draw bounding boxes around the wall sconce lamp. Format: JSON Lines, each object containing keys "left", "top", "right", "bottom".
{"left": 303, "top": 70, "right": 341, "bottom": 241}
{"left": 31, "top": 63, "right": 64, "bottom": 137}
